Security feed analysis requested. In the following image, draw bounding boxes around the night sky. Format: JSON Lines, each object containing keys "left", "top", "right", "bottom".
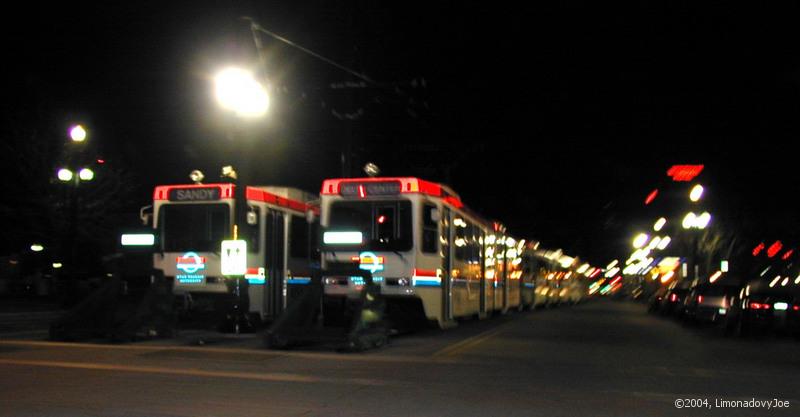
{"left": 4, "top": 1, "right": 800, "bottom": 266}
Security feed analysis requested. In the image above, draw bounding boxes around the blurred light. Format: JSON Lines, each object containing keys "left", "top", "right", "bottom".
{"left": 69, "top": 124, "right": 87, "bottom": 142}
{"left": 709, "top": 270, "right": 722, "bottom": 283}
{"left": 52, "top": 262, "right": 63, "bottom": 269}
{"left": 78, "top": 168, "right": 94, "bottom": 181}
{"left": 769, "top": 276, "right": 781, "bottom": 288}
{"left": 214, "top": 67, "right": 269, "bottom": 117}
{"left": 647, "top": 236, "right": 662, "bottom": 250}
{"left": 653, "top": 218, "right": 666, "bottom": 232}
{"left": 633, "top": 233, "right": 649, "bottom": 249}
{"left": 721, "top": 260, "right": 729, "bottom": 272}
{"left": 774, "top": 302, "right": 788, "bottom": 311}
{"left": 752, "top": 242, "right": 765, "bottom": 256}
{"left": 657, "top": 236, "right": 671, "bottom": 250}
{"left": 97, "top": 159, "right": 105, "bottom": 164}
{"left": 30, "top": 244, "right": 44, "bottom": 252}
{"left": 781, "top": 277, "right": 789, "bottom": 287}
{"left": 696, "top": 212, "right": 711, "bottom": 229}
{"left": 682, "top": 212, "right": 696, "bottom": 229}
{"left": 767, "top": 241, "right": 783, "bottom": 258}
{"left": 606, "top": 260, "right": 619, "bottom": 269}
{"left": 782, "top": 249, "right": 794, "bottom": 260}
{"left": 689, "top": 184, "right": 704, "bottom": 202}
{"left": 645, "top": 189, "right": 659, "bottom": 205}
{"left": 667, "top": 164, "right": 704, "bottom": 181}
{"left": 57, "top": 168, "right": 74, "bottom": 182}
{"left": 795, "top": 275, "right": 800, "bottom": 285}
{"left": 576, "top": 264, "right": 590, "bottom": 274}
{"left": 660, "top": 270, "right": 675, "bottom": 283}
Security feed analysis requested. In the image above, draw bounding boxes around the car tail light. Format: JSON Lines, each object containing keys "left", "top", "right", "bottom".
{"left": 670, "top": 293, "right": 677, "bottom": 302}
{"left": 698, "top": 295, "right": 704, "bottom": 303}
{"left": 749, "top": 302, "right": 771, "bottom": 310}
{"left": 793, "top": 305, "right": 800, "bottom": 311}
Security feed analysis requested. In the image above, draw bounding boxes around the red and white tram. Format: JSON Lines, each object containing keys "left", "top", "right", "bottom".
{"left": 150, "top": 181, "right": 319, "bottom": 321}
{"left": 319, "top": 177, "right": 531, "bottom": 328}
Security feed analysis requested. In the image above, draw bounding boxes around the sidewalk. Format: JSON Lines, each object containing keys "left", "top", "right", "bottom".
{"left": 0, "top": 297, "right": 64, "bottom": 336}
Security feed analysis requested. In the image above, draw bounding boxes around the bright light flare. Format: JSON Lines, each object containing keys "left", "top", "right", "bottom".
{"left": 682, "top": 212, "right": 696, "bottom": 229}
{"left": 214, "top": 67, "right": 269, "bottom": 118}
{"left": 78, "top": 168, "right": 94, "bottom": 181}
{"left": 633, "top": 233, "right": 649, "bottom": 249}
{"left": 689, "top": 184, "right": 704, "bottom": 202}
{"left": 654, "top": 218, "right": 666, "bottom": 232}
{"left": 696, "top": 212, "right": 711, "bottom": 229}
{"left": 57, "top": 168, "right": 73, "bottom": 182}
{"left": 69, "top": 124, "right": 87, "bottom": 142}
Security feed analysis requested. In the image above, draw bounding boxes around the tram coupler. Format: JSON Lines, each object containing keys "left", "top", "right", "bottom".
{"left": 264, "top": 267, "right": 388, "bottom": 351}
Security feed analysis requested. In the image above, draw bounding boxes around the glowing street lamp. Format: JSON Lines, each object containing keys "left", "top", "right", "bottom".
{"left": 78, "top": 168, "right": 94, "bottom": 181}
{"left": 57, "top": 168, "right": 74, "bottom": 182}
{"left": 214, "top": 67, "right": 269, "bottom": 118}
{"left": 69, "top": 124, "right": 87, "bottom": 142}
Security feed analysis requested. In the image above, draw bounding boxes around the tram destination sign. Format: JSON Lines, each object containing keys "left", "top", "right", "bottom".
{"left": 340, "top": 181, "right": 401, "bottom": 197}
{"left": 168, "top": 187, "right": 221, "bottom": 201}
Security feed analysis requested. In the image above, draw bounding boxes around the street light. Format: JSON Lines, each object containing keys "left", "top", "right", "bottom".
{"left": 69, "top": 124, "right": 87, "bottom": 142}
{"left": 78, "top": 168, "right": 94, "bottom": 181}
{"left": 57, "top": 168, "right": 74, "bottom": 182}
{"left": 214, "top": 67, "right": 269, "bottom": 118}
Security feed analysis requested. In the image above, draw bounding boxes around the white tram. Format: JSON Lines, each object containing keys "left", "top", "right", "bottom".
{"left": 319, "top": 177, "right": 531, "bottom": 328}
{"left": 149, "top": 182, "right": 319, "bottom": 321}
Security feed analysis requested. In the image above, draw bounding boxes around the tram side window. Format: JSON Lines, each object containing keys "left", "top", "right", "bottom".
{"left": 290, "top": 215, "right": 309, "bottom": 259}
{"left": 422, "top": 204, "right": 438, "bottom": 254}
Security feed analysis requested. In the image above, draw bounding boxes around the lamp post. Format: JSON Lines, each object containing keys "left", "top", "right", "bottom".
{"left": 213, "top": 66, "right": 270, "bottom": 333}
{"left": 58, "top": 124, "right": 95, "bottom": 273}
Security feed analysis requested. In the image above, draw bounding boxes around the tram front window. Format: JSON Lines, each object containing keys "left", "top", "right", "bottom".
{"left": 328, "top": 200, "right": 412, "bottom": 251}
{"left": 159, "top": 204, "right": 229, "bottom": 252}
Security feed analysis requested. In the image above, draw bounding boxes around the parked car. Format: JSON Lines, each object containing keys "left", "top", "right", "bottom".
{"left": 723, "top": 280, "right": 800, "bottom": 337}
{"left": 681, "top": 283, "right": 740, "bottom": 324}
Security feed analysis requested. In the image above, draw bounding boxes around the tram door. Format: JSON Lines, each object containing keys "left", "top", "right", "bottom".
{"left": 264, "top": 210, "right": 286, "bottom": 319}
{"left": 441, "top": 207, "right": 453, "bottom": 322}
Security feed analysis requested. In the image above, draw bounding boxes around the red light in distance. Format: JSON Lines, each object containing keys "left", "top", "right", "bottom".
{"left": 752, "top": 242, "right": 765, "bottom": 256}
{"left": 782, "top": 249, "right": 794, "bottom": 260}
{"left": 667, "top": 165, "right": 704, "bottom": 182}
{"left": 767, "top": 241, "right": 783, "bottom": 258}
{"left": 644, "top": 189, "right": 658, "bottom": 205}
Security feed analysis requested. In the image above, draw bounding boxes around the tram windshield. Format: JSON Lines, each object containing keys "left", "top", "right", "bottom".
{"left": 327, "top": 200, "right": 412, "bottom": 251}
{"left": 158, "top": 204, "right": 229, "bottom": 252}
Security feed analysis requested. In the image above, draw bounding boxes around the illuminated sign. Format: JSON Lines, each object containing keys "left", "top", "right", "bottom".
{"left": 323, "top": 231, "right": 363, "bottom": 245}
{"left": 667, "top": 165, "right": 704, "bottom": 182}
{"left": 168, "top": 187, "right": 220, "bottom": 201}
{"left": 221, "top": 240, "right": 247, "bottom": 276}
{"left": 354, "top": 251, "right": 385, "bottom": 274}
{"left": 176, "top": 252, "right": 206, "bottom": 274}
{"left": 340, "top": 181, "right": 401, "bottom": 197}
{"left": 245, "top": 267, "right": 266, "bottom": 285}
{"left": 121, "top": 233, "right": 155, "bottom": 246}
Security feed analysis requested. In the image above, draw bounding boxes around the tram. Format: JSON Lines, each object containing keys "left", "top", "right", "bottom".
{"left": 147, "top": 174, "right": 319, "bottom": 321}
{"left": 318, "top": 177, "right": 532, "bottom": 328}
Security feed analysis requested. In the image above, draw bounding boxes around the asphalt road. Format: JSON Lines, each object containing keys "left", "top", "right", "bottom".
{"left": 1, "top": 299, "right": 799, "bottom": 416}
